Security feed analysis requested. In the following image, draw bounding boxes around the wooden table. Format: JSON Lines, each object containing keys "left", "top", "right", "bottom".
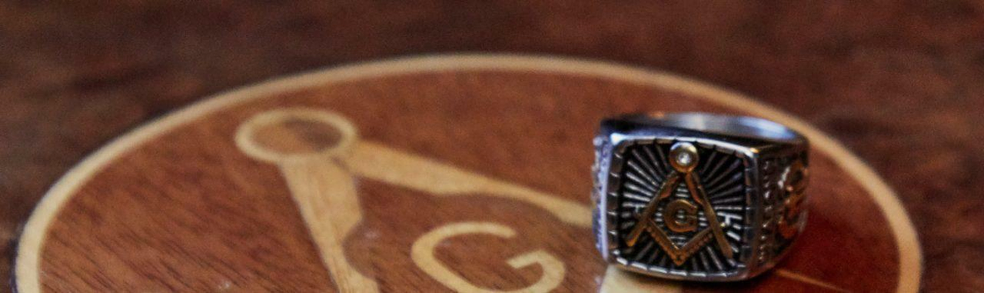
{"left": 1, "top": 2, "right": 982, "bottom": 292}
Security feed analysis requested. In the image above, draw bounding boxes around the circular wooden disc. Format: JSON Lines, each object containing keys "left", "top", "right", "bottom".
{"left": 15, "top": 55, "right": 920, "bottom": 292}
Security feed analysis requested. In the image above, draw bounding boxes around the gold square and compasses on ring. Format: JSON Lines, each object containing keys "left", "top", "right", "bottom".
{"left": 624, "top": 142, "right": 734, "bottom": 266}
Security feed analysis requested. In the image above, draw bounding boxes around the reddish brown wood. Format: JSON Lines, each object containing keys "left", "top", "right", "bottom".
{"left": 14, "top": 68, "right": 903, "bottom": 292}
{"left": 1, "top": 1, "right": 983, "bottom": 292}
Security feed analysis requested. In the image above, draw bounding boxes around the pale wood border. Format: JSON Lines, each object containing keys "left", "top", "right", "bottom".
{"left": 14, "top": 55, "right": 921, "bottom": 293}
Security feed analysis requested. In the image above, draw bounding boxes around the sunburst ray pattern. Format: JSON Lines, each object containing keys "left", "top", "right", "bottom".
{"left": 615, "top": 141, "right": 749, "bottom": 274}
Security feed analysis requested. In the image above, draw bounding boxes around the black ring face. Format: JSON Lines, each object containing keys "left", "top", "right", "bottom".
{"left": 593, "top": 114, "right": 809, "bottom": 281}
{"left": 603, "top": 139, "right": 756, "bottom": 279}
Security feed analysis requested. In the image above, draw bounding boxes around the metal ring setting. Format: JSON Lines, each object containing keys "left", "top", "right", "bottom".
{"left": 592, "top": 113, "right": 809, "bottom": 281}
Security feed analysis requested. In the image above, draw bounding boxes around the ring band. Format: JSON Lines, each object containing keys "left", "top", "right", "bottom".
{"left": 592, "top": 113, "right": 809, "bottom": 281}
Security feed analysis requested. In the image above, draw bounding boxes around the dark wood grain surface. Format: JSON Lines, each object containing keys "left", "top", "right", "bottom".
{"left": 1, "top": 1, "right": 982, "bottom": 292}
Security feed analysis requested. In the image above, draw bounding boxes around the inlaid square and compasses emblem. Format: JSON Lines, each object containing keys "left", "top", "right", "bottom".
{"left": 625, "top": 142, "right": 734, "bottom": 266}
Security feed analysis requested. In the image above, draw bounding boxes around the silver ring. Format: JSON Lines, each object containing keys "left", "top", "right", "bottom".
{"left": 592, "top": 112, "right": 809, "bottom": 281}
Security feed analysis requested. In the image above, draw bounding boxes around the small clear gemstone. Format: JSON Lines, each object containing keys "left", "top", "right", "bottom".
{"left": 676, "top": 152, "right": 693, "bottom": 165}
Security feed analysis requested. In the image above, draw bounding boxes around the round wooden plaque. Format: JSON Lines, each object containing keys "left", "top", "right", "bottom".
{"left": 14, "top": 55, "right": 920, "bottom": 292}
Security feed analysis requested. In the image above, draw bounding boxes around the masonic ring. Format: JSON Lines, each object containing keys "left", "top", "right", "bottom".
{"left": 592, "top": 113, "right": 809, "bottom": 281}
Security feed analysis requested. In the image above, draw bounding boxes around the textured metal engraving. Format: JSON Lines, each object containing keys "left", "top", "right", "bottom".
{"left": 610, "top": 140, "right": 751, "bottom": 276}
{"left": 594, "top": 113, "right": 809, "bottom": 281}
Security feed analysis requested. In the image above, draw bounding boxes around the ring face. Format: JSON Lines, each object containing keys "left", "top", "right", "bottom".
{"left": 592, "top": 113, "right": 809, "bottom": 281}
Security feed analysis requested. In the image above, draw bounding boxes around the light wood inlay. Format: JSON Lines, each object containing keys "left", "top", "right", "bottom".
{"left": 14, "top": 56, "right": 919, "bottom": 292}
